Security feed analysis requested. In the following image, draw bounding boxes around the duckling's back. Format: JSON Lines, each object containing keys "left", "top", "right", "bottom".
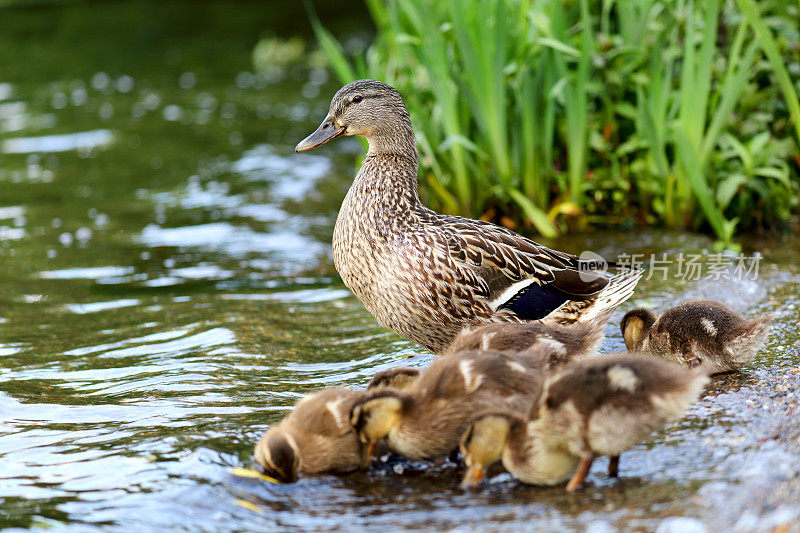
{"left": 389, "top": 350, "right": 547, "bottom": 460}
{"left": 279, "top": 388, "right": 365, "bottom": 474}
{"left": 540, "top": 355, "right": 708, "bottom": 456}
{"left": 654, "top": 300, "right": 772, "bottom": 372}
{"left": 416, "top": 349, "right": 547, "bottom": 409}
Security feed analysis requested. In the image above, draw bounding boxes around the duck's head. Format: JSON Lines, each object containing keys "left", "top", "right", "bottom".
{"left": 621, "top": 308, "right": 657, "bottom": 352}
{"left": 254, "top": 426, "right": 301, "bottom": 482}
{"left": 296, "top": 79, "right": 413, "bottom": 154}
{"left": 460, "top": 413, "right": 518, "bottom": 487}
{"left": 349, "top": 389, "right": 411, "bottom": 468}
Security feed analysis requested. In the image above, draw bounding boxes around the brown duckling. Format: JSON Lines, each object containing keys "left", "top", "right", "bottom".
{"left": 621, "top": 300, "right": 773, "bottom": 374}
{"left": 350, "top": 349, "right": 548, "bottom": 466}
{"left": 460, "top": 355, "right": 708, "bottom": 492}
{"left": 367, "top": 367, "right": 421, "bottom": 391}
{"left": 445, "top": 309, "right": 612, "bottom": 369}
{"left": 254, "top": 388, "right": 365, "bottom": 482}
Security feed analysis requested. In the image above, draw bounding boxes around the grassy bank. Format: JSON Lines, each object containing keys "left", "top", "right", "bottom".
{"left": 307, "top": 0, "right": 800, "bottom": 247}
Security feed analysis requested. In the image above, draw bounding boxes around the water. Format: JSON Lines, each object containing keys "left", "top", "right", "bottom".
{"left": 1, "top": 2, "right": 800, "bottom": 531}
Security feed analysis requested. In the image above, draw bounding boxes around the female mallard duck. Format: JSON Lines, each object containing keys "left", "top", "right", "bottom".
{"left": 621, "top": 300, "right": 773, "bottom": 374}
{"left": 445, "top": 309, "right": 612, "bottom": 370}
{"left": 254, "top": 388, "right": 365, "bottom": 482}
{"left": 460, "top": 355, "right": 708, "bottom": 492}
{"left": 350, "top": 349, "right": 548, "bottom": 466}
{"left": 296, "top": 79, "right": 642, "bottom": 354}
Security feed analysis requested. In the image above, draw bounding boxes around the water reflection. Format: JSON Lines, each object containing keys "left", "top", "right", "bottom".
{"left": 2, "top": 130, "right": 115, "bottom": 154}
{"left": 1, "top": 1, "right": 799, "bottom": 531}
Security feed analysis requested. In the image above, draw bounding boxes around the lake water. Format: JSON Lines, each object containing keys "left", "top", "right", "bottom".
{"left": 2, "top": 2, "right": 800, "bottom": 531}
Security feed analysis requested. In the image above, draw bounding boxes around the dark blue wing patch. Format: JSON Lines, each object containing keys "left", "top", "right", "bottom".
{"left": 500, "top": 283, "right": 570, "bottom": 320}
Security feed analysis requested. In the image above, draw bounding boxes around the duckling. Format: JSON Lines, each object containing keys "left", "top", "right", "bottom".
{"left": 367, "top": 367, "right": 420, "bottom": 391}
{"left": 446, "top": 309, "right": 612, "bottom": 369}
{"left": 254, "top": 388, "right": 365, "bottom": 482}
{"left": 296, "top": 79, "right": 641, "bottom": 355}
{"left": 460, "top": 355, "right": 708, "bottom": 492}
{"left": 621, "top": 300, "right": 773, "bottom": 374}
{"left": 350, "top": 349, "right": 548, "bottom": 466}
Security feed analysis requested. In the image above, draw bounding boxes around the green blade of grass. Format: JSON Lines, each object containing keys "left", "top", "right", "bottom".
{"left": 736, "top": 0, "right": 800, "bottom": 147}
{"left": 307, "top": 3, "right": 357, "bottom": 82}
{"left": 673, "top": 127, "right": 733, "bottom": 242}
{"left": 508, "top": 189, "right": 559, "bottom": 238}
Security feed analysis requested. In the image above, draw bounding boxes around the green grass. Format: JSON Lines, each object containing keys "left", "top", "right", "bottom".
{"left": 309, "top": 0, "right": 800, "bottom": 247}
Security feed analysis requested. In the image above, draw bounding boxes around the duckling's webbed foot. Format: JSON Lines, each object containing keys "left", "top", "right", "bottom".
{"left": 566, "top": 454, "right": 594, "bottom": 493}
{"left": 608, "top": 455, "right": 619, "bottom": 478}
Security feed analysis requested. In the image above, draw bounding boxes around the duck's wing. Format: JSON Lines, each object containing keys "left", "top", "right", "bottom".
{"left": 428, "top": 215, "right": 640, "bottom": 322}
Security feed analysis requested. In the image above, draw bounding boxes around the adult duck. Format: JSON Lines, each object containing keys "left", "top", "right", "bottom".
{"left": 297, "top": 79, "right": 641, "bottom": 354}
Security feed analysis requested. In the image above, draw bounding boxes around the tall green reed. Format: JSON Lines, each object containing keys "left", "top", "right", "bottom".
{"left": 307, "top": 0, "right": 800, "bottom": 246}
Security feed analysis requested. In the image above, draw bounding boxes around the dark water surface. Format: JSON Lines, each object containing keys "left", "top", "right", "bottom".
{"left": 2, "top": 2, "right": 800, "bottom": 531}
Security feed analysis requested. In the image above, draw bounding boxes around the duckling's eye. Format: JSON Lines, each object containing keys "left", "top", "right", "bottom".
{"left": 352, "top": 95, "right": 363, "bottom": 104}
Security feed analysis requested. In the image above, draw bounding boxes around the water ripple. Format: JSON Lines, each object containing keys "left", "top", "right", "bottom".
{"left": 2, "top": 129, "right": 114, "bottom": 153}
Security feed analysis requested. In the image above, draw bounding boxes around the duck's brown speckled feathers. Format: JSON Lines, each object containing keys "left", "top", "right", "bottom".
{"left": 254, "top": 388, "right": 365, "bottom": 481}
{"left": 621, "top": 300, "right": 773, "bottom": 374}
{"left": 446, "top": 309, "right": 612, "bottom": 369}
{"left": 300, "top": 79, "right": 642, "bottom": 354}
{"left": 350, "top": 349, "right": 547, "bottom": 462}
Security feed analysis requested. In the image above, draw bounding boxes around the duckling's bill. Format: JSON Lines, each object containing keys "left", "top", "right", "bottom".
{"left": 362, "top": 440, "right": 378, "bottom": 469}
{"left": 295, "top": 119, "right": 346, "bottom": 152}
{"left": 462, "top": 464, "right": 485, "bottom": 488}
{"left": 230, "top": 467, "right": 280, "bottom": 484}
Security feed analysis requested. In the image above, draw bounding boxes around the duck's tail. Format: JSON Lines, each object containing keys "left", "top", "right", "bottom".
{"left": 544, "top": 269, "right": 643, "bottom": 326}
{"left": 562, "top": 308, "right": 614, "bottom": 355}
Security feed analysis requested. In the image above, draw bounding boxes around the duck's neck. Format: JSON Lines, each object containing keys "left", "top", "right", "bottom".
{"left": 355, "top": 122, "right": 422, "bottom": 210}
{"left": 365, "top": 118, "right": 418, "bottom": 163}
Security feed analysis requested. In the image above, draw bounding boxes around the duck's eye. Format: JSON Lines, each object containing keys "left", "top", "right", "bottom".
{"left": 352, "top": 95, "right": 363, "bottom": 104}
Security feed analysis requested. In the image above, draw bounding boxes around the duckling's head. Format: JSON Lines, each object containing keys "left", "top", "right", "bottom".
{"left": 254, "top": 426, "right": 301, "bottom": 482}
{"left": 621, "top": 308, "right": 657, "bottom": 352}
{"left": 296, "top": 79, "right": 414, "bottom": 155}
{"left": 460, "top": 413, "right": 517, "bottom": 487}
{"left": 349, "top": 390, "right": 411, "bottom": 468}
